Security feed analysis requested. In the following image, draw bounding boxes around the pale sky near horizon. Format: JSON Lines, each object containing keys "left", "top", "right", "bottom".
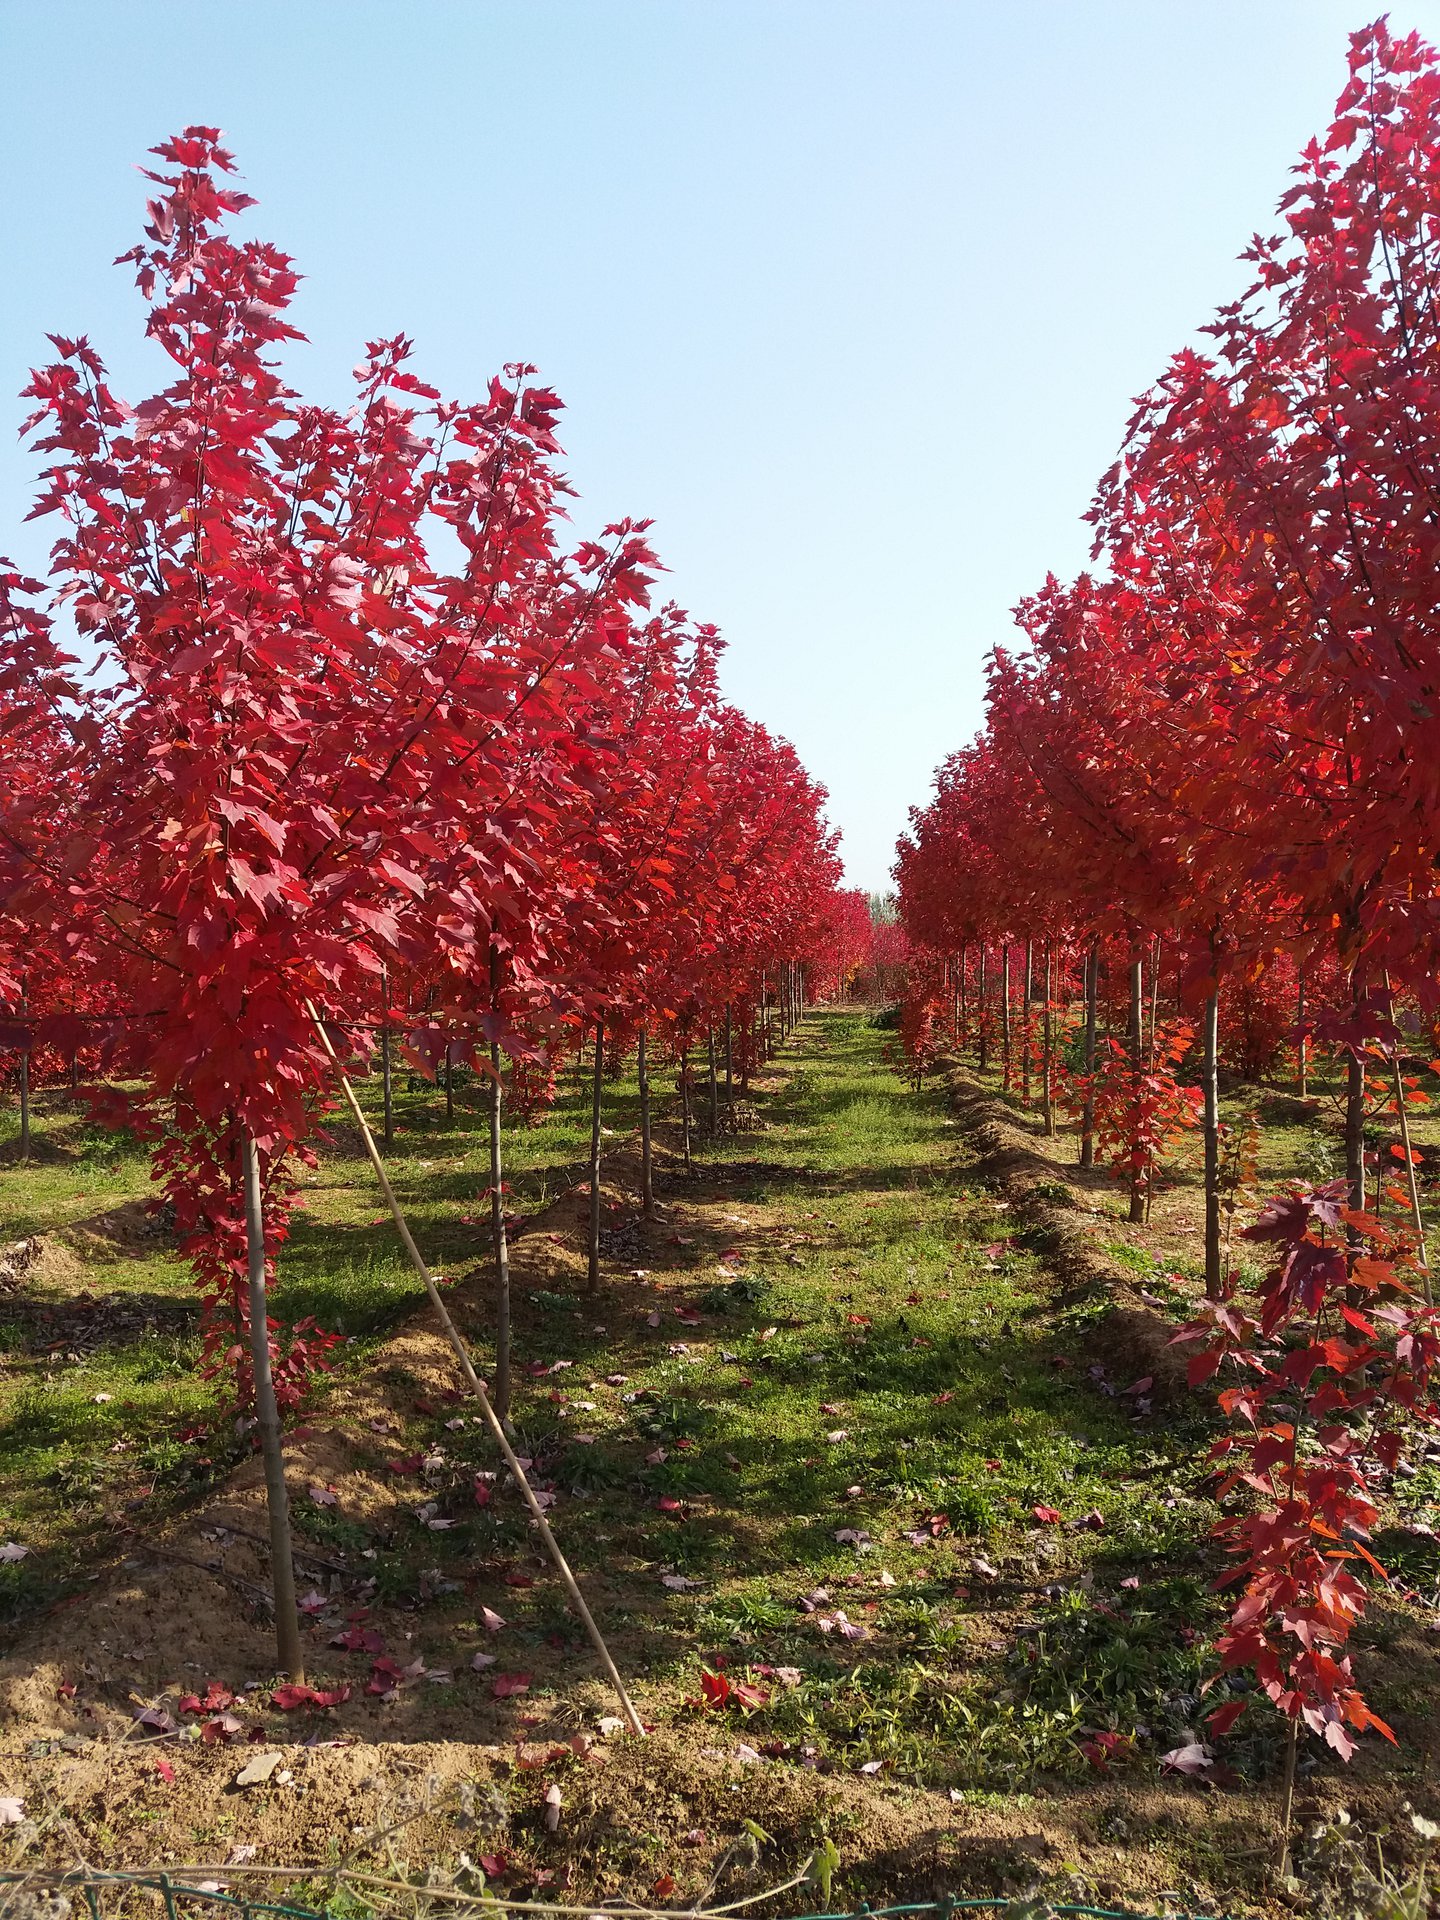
{"left": 4, "top": 2, "right": 1436, "bottom": 891}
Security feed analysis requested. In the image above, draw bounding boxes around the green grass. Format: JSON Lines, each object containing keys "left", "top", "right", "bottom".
{"left": 319, "top": 1011, "right": 1234, "bottom": 1796}
{"left": 0, "top": 1054, "right": 662, "bottom": 1613}
{"left": 0, "top": 1015, "right": 1316, "bottom": 1806}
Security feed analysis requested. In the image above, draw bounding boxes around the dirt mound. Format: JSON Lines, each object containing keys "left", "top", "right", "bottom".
{"left": 941, "top": 1064, "right": 1191, "bottom": 1398}
{"left": 28, "top": 1237, "right": 92, "bottom": 1293}
{"left": 60, "top": 1199, "right": 175, "bottom": 1262}
{"left": 1, "top": 1717, "right": 1249, "bottom": 1912}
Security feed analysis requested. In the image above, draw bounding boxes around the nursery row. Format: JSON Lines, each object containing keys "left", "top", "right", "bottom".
{"left": 888, "top": 18, "right": 1440, "bottom": 1843}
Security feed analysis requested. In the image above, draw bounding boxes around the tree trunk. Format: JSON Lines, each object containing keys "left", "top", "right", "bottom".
{"left": 977, "top": 946, "right": 989, "bottom": 1072}
{"left": 1128, "top": 956, "right": 1146, "bottom": 1223}
{"left": 680, "top": 1048, "right": 693, "bottom": 1169}
{"left": 488, "top": 948, "right": 511, "bottom": 1419}
{"left": 1001, "top": 945, "right": 1012, "bottom": 1090}
{"left": 242, "top": 1134, "right": 305, "bottom": 1681}
{"left": 587, "top": 1019, "right": 604, "bottom": 1291}
{"left": 444, "top": 1048, "right": 454, "bottom": 1127}
{"left": 381, "top": 967, "right": 393, "bottom": 1147}
{"left": 18, "top": 1053, "right": 30, "bottom": 1163}
{"left": 1345, "top": 973, "right": 1367, "bottom": 1215}
{"left": 1203, "top": 986, "right": 1222, "bottom": 1298}
{"left": 1080, "top": 940, "right": 1098, "bottom": 1169}
{"left": 724, "top": 1005, "right": 733, "bottom": 1099}
{"left": 1296, "top": 970, "right": 1308, "bottom": 1099}
{"left": 637, "top": 1028, "right": 654, "bottom": 1221}
{"left": 1022, "top": 937, "right": 1033, "bottom": 1104}
{"left": 1042, "top": 941, "right": 1055, "bottom": 1136}
{"left": 707, "top": 1027, "right": 719, "bottom": 1134}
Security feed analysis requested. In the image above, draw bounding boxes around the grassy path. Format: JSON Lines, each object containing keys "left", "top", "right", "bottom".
{"left": 0, "top": 1007, "right": 1352, "bottom": 1912}
{"left": 587, "top": 1009, "right": 1226, "bottom": 1789}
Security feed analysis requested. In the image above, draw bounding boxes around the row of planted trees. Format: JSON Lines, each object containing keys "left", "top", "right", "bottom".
{"left": 0, "top": 129, "right": 855, "bottom": 1694}
{"left": 894, "top": 19, "right": 1440, "bottom": 1831}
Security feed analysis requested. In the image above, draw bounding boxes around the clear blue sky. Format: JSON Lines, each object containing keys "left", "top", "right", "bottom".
{"left": 3, "top": 2, "right": 1434, "bottom": 890}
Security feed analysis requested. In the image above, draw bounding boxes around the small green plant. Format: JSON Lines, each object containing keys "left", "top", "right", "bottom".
{"left": 1030, "top": 1179, "right": 1074, "bottom": 1206}
{"left": 1297, "top": 1809, "right": 1439, "bottom": 1919}
{"left": 1298, "top": 1124, "right": 1340, "bottom": 1186}
{"left": 701, "top": 1274, "right": 770, "bottom": 1313}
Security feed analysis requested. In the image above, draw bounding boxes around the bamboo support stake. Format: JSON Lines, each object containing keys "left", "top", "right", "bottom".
{"left": 307, "top": 1004, "right": 646, "bottom": 1738}
{"left": 1394, "top": 1053, "right": 1430, "bottom": 1298}
{"left": 1384, "top": 973, "right": 1431, "bottom": 1299}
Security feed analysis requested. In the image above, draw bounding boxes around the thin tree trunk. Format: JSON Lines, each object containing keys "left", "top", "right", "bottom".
{"left": 978, "top": 947, "right": 989, "bottom": 1072}
{"left": 724, "top": 1005, "right": 733, "bottom": 1099}
{"left": 1203, "top": 985, "right": 1222, "bottom": 1299}
{"left": 381, "top": 967, "right": 393, "bottom": 1147}
{"left": 680, "top": 1047, "right": 693, "bottom": 1169}
{"left": 1001, "top": 945, "right": 1012, "bottom": 1089}
{"left": 1042, "top": 941, "right": 1055, "bottom": 1136}
{"left": 1296, "top": 969, "right": 1308, "bottom": 1099}
{"left": 1128, "top": 955, "right": 1145, "bottom": 1223}
{"left": 69, "top": 1051, "right": 79, "bottom": 1094}
{"left": 1277, "top": 1718, "right": 1299, "bottom": 1876}
{"left": 637, "top": 1028, "right": 655, "bottom": 1222}
{"left": 444, "top": 1048, "right": 454, "bottom": 1127}
{"left": 707, "top": 1027, "right": 719, "bottom": 1134}
{"left": 1022, "top": 936, "right": 1033, "bottom": 1104}
{"left": 587, "top": 1019, "right": 604, "bottom": 1292}
{"left": 488, "top": 947, "right": 511, "bottom": 1419}
{"left": 1149, "top": 935, "right": 1161, "bottom": 1064}
{"left": 18, "top": 1053, "right": 30, "bottom": 1163}
{"left": 1345, "top": 974, "right": 1367, "bottom": 1215}
{"left": 1080, "top": 940, "right": 1098, "bottom": 1169}
{"left": 241, "top": 1134, "right": 305, "bottom": 1682}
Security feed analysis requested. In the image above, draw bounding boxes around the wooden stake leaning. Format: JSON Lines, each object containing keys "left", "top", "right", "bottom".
{"left": 1382, "top": 971, "right": 1431, "bottom": 1302}
{"left": 306, "top": 1004, "right": 646, "bottom": 1738}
